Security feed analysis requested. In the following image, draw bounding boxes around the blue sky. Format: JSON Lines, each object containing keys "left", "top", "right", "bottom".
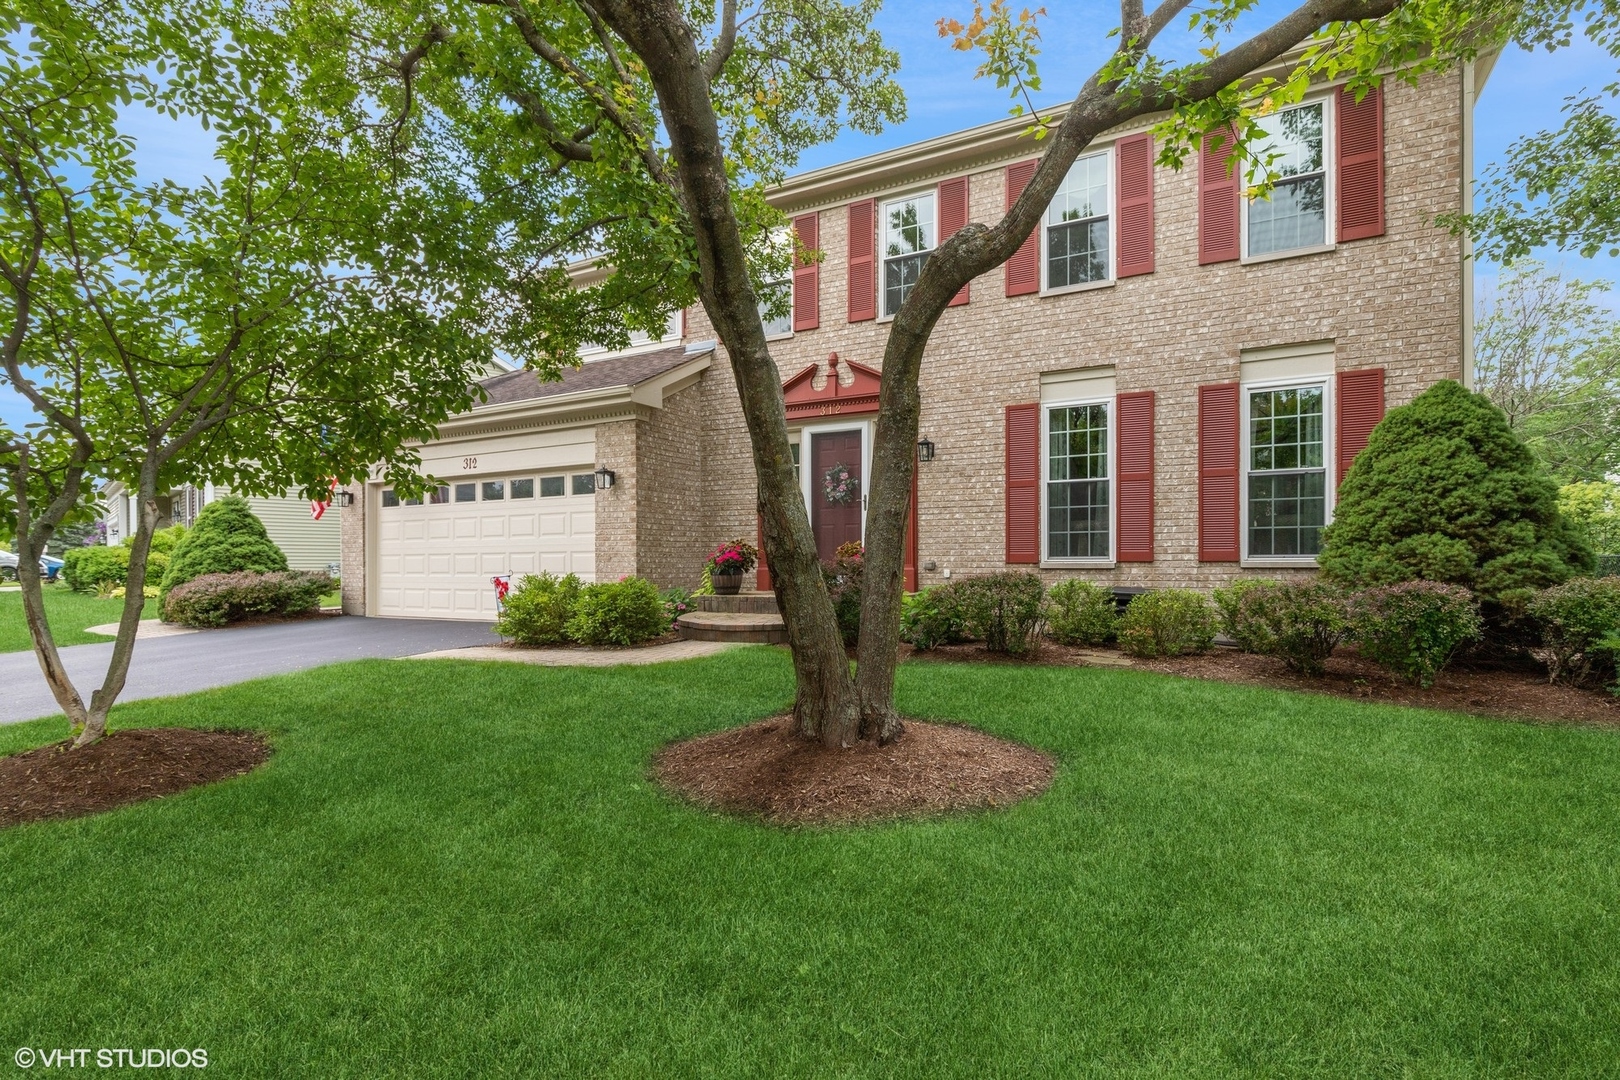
{"left": 1, "top": 5, "right": 1616, "bottom": 433}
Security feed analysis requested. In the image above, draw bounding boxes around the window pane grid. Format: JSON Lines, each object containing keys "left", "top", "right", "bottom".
{"left": 1248, "top": 386, "right": 1326, "bottom": 556}
{"left": 883, "top": 194, "right": 934, "bottom": 315}
{"left": 1047, "top": 403, "right": 1110, "bottom": 559}
{"left": 1247, "top": 102, "right": 1326, "bottom": 256}
{"left": 1046, "top": 153, "right": 1110, "bottom": 287}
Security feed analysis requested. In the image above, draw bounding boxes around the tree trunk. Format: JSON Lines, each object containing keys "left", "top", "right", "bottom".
{"left": 592, "top": 0, "right": 859, "bottom": 745}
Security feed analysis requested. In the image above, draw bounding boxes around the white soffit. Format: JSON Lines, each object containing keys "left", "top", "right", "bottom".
{"left": 1041, "top": 365, "right": 1117, "bottom": 403}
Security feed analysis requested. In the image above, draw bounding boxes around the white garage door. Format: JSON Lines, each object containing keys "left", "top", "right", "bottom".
{"left": 375, "top": 471, "right": 597, "bottom": 619}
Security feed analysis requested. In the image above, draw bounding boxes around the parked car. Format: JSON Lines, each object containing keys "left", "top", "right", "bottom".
{"left": 0, "top": 550, "right": 63, "bottom": 582}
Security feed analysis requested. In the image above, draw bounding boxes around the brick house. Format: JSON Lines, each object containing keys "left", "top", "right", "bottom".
{"left": 340, "top": 60, "right": 1489, "bottom": 621}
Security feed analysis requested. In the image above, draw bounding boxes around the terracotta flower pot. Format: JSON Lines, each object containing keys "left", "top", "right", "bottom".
{"left": 711, "top": 572, "right": 743, "bottom": 595}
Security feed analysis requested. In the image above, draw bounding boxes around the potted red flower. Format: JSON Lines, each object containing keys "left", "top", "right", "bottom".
{"left": 706, "top": 539, "right": 758, "bottom": 595}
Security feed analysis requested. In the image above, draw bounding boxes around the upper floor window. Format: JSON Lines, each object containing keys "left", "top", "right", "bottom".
{"left": 758, "top": 279, "right": 792, "bottom": 338}
{"left": 1046, "top": 152, "right": 1110, "bottom": 289}
{"left": 1046, "top": 400, "right": 1111, "bottom": 560}
{"left": 882, "top": 192, "right": 934, "bottom": 316}
{"left": 1247, "top": 384, "right": 1326, "bottom": 557}
{"left": 1246, "top": 101, "right": 1327, "bottom": 257}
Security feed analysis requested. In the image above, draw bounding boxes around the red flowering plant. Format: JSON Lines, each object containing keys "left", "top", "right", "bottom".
{"left": 706, "top": 539, "right": 758, "bottom": 575}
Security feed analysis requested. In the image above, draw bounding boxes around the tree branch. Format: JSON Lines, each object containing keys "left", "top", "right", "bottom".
{"left": 703, "top": 0, "right": 739, "bottom": 81}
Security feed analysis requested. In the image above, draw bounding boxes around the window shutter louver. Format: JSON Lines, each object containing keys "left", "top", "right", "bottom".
{"left": 756, "top": 516, "right": 771, "bottom": 592}
{"left": 791, "top": 213, "right": 819, "bottom": 331}
{"left": 1336, "top": 367, "right": 1385, "bottom": 485}
{"left": 1005, "top": 403, "right": 1040, "bottom": 563}
{"left": 1336, "top": 84, "right": 1385, "bottom": 242}
{"left": 1198, "top": 127, "right": 1241, "bottom": 264}
{"left": 1003, "top": 160, "right": 1041, "bottom": 296}
{"left": 846, "top": 200, "right": 876, "bottom": 322}
{"left": 1198, "top": 383, "right": 1241, "bottom": 561}
{"left": 1115, "top": 391, "right": 1155, "bottom": 561}
{"left": 938, "top": 176, "right": 972, "bottom": 306}
{"left": 1115, "top": 134, "right": 1156, "bottom": 278}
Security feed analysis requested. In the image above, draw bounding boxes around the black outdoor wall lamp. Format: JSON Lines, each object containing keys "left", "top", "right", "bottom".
{"left": 917, "top": 438, "right": 936, "bottom": 463}
{"left": 333, "top": 491, "right": 355, "bottom": 507}
{"left": 594, "top": 466, "right": 616, "bottom": 490}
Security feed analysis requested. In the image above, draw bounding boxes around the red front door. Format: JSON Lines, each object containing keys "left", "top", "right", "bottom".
{"left": 810, "top": 430, "right": 863, "bottom": 562}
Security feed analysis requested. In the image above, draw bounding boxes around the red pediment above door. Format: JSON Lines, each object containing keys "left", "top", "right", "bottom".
{"left": 782, "top": 352, "right": 881, "bottom": 421}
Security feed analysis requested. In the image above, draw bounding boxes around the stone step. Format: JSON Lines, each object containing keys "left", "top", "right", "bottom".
{"left": 694, "top": 592, "right": 780, "bottom": 615}
{"left": 676, "top": 609, "right": 788, "bottom": 644}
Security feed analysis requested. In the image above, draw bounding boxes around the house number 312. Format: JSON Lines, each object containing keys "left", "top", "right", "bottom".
{"left": 462, "top": 456, "right": 478, "bottom": 470}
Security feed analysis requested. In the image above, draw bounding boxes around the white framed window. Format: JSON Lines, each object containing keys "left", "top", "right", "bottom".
{"left": 759, "top": 278, "right": 792, "bottom": 338}
{"left": 1243, "top": 380, "right": 1331, "bottom": 561}
{"left": 881, "top": 191, "right": 935, "bottom": 316}
{"left": 1042, "top": 398, "right": 1113, "bottom": 562}
{"left": 1244, "top": 99, "right": 1331, "bottom": 259}
{"left": 1043, "top": 150, "right": 1112, "bottom": 291}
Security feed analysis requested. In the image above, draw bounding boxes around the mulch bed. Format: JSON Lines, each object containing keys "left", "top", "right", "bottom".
{"left": 903, "top": 640, "right": 1620, "bottom": 727}
{"left": 653, "top": 716, "right": 1054, "bottom": 825}
{"left": 0, "top": 728, "right": 270, "bottom": 828}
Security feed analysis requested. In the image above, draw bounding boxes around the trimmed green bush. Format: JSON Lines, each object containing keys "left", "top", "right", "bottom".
{"left": 1044, "top": 580, "right": 1118, "bottom": 646}
{"left": 1352, "top": 581, "right": 1482, "bottom": 688}
{"left": 1320, "top": 380, "right": 1592, "bottom": 603}
{"left": 957, "top": 571, "right": 1045, "bottom": 655}
{"left": 1238, "top": 581, "right": 1351, "bottom": 675}
{"left": 567, "top": 576, "right": 667, "bottom": 647}
{"left": 495, "top": 573, "right": 583, "bottom": 645}
{"left": 162, "top": 570, "right": 332, "bottom": 628}
{"left": 1118, "top": 589, "right": 1216, "bottom": 658}
{"left": 899, "top": 585, "right": 970, "bottom": 651}
{"left": 160, "top": 496, "right": 287, "bottom": 600}
{"left": 140, "top": 523, "right": 188, "bottom": 556}
{"left": 1528, "top": 576, "right": 1620, "bottom": 685}
{"left": 1213, "top": 578, "right": 1279, "bottom": 653}
{"left": 61, "top": 545, "right": 130, "bottom": 593}
{"left": 821, "top": 549, "right": 863, "bottom": 648}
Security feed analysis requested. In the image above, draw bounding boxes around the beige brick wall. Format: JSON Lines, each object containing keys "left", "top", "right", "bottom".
{"left": 593, "top": 419, "right": 639, "bottom": 581}
{"left": 685, "top": 69, "right": 1466, "bottom": 592}
{"left": 635, "top": 381, "right": 709, "bottom": 588}
{"left": 339, "top": 482, "right": 366, "bottom": 615}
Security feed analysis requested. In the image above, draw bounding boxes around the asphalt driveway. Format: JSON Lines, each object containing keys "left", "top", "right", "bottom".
{"left": 0, "top": 616, "right": 499, "bottom": 725}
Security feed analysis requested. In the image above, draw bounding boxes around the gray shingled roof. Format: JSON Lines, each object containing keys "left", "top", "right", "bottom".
{"left": 476, "top": 344, "right": 705, "bottom": 407}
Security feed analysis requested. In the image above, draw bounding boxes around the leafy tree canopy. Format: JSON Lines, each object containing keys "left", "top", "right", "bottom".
{"left": 1320, "top": 380, "right": 1594, "bottom": 601}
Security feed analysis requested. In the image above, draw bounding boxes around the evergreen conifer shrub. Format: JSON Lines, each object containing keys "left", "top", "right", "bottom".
{"left": 1319, "top": 380, "right": 1592, "bottom": 603}
{"left": 159, "top": 496, "right": 288, "bottom": 601}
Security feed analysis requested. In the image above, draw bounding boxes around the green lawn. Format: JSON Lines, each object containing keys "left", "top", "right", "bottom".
{"left": 3, "top": 650, "right": 1620, "bottom": 1077}
{"left": 0, "top": 588, "right": 156, "bottom": 652}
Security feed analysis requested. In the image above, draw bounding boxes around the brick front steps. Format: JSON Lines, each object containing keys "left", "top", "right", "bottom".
{"left": 676, "top": 593, "right": 787, "bottom": 644}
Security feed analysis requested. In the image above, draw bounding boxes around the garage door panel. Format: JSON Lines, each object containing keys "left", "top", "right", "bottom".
{"left": 454, "top": 518, "right": 478, "bottom": 540}
{"left": 428, "top": 520, "right": 451, "bottom": 540}
{"left": 509, "top": 515, "right": 537, "bottom": 538}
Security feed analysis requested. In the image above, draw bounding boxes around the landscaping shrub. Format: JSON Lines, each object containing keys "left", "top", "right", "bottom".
{"left": 62, "top": 545, "right": 129, "bottom": 593}
{"left": 1044, "top": 579, "right": 1118, "bottom": 646}
{"left": 1351, "top": 581, "right": 1483, "bottom": 688}
{"left": 495, "top": 572, "right": 582, "bottom": 646}
{"left": 1212, "top": 578, "right": 1279, "bottom": 652}
{"left": 1527, "top": 576, "right": 1620, "bottom": 685}
{"left": 822, "top": 546, "right": 863, "bottom": 648}
{"left": 138, "top": 523, "right": 188, "bottom": 556}
{"left": 1118, "top": 589, "right": 1216, "bottom": 658}
{"left": 567, "top": 576, "right": 667, "bottom": 646}
{"left": 160, "top": 496, "right": 287, "bottom": 600}
{"left": 660, "top": 587, "right": 696, "bottom": 633}
{"left": 1319, "top": 380, "right": 1592, "bottom": 604}
{"left": 1237, "top": 582, "right": 1351, "bottom": 675}
{"left": 899, "top": 584, "right": 970, "bottom": 650}
{"left": 957, "top": 572, "right": 1045, "bottom": 655}
{"left": 162, "top": 570, "right": 332, "bottom": 628}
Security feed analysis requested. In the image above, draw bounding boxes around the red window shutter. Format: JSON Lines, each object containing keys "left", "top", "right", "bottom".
{"left": 1336, "top": 84, "right": 1385, "bottom": 242}
{"left": 1115, "top": 391, "right": 1155, "bottom": 561}
{"left": 1005, "top": 403, "right": 1040, "bottom": 564}
{"left": 756, "top": 515, "right": 770, "bottom": 592}
{"left": 680, "top": 306, "right": 688, "bottom": 337}
{"left": 846, "top": 199, "right": 876, "bottom": 322}
{"left": 1115, "top": 133, "right": 1156, "bottom": 278}
{"left": 938, "top": 176, "right": 971, "bottom": 306}
{"left": 1336, "top": 367, "right": 1386, "bottom": 485}
{"left": 1198, "top": 126, "right": 1241, "bottom": 265}
{"left": 1198, "top": 383, "right": 1241, "bottom": 561}
{"left": 1003, "top": 160, "right": 1040, "bottom": 297}
{"left": 791, "top": 212, "right": 819, "bottom": 332}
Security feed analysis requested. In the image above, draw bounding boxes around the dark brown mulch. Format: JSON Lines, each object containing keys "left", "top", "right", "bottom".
{"left": 0, "top": 728, "right": 270, "bottom": 828}
{"left": 653, "top": 716, "right": 1055, "bottom": 825}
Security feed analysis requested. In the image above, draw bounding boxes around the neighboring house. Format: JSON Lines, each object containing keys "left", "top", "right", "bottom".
{"left": 100, "top": 481, "right": 342, "bottom": 572}
{"left": 340, "top": 58, "right": 1492, "bottom": 621}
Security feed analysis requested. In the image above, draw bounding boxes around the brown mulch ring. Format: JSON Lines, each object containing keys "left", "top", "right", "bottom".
{"left": 0, "top": 728, "right": 270, "bottom": 829}
{"left": 903, "top": 639, "right": 1619, "bottom": 727}
{"left": 653, "top": 716, "right": 1055, "bottom": 826}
